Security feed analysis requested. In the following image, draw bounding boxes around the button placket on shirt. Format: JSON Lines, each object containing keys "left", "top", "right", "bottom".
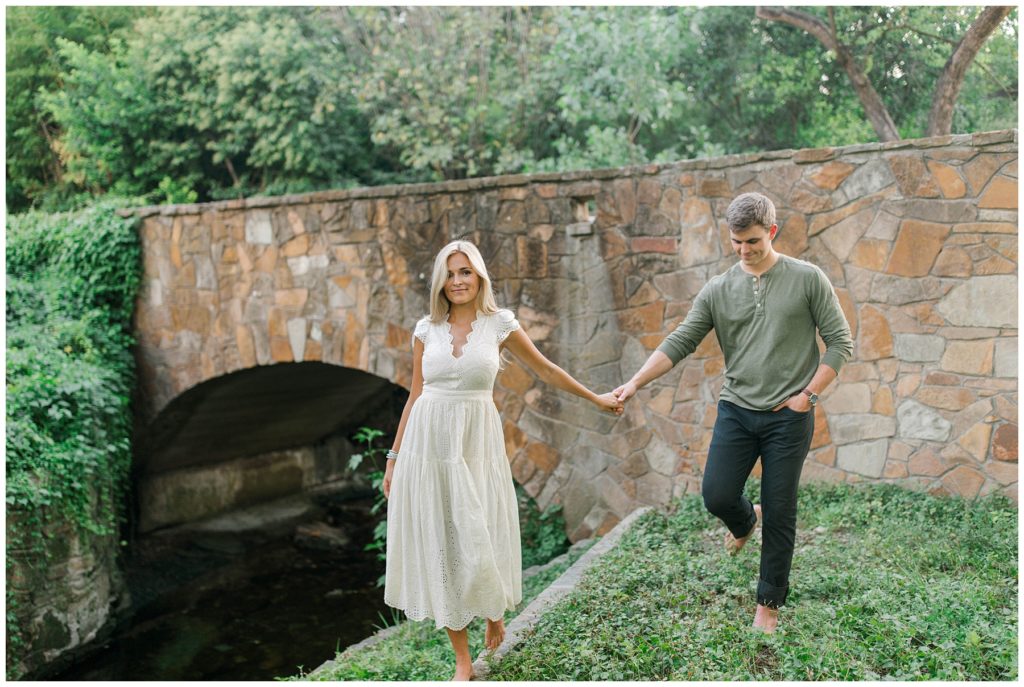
{"left": 753, "top": 275, "right": 766, "bottom": 317}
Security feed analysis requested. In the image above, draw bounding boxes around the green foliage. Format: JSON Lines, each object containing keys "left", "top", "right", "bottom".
{"left": 5, "top": 201, "right": 142, "bottom": 665}
{"left": 5, "top": 6, "right": 150, "bottom": 212}
{"left": 346, "top": 426, "right": 390, "bottom": 586}
{"left": 486, "top": 482, "right": 1017, "bottom": 681}
{"left": 7, "top": 6, "right": 1018, "bottom": 210}
{"left": 528, "top": 7, "right": 689, "bottom": 171}
{"left": 517, "top": 485, "right": 570, "bottom": 569}
{"left": 40, "top": 7, "right": 377, "bottom": 205}
{"left": 156, "top": 177, "right": 199, "bottom": 205}
{"left": 338, "top": 6, "right": 561, "bottom": 180}
{"left": 950, "top": 8, "right": 1019, "bottom": 134}
{"left": 758, "top": 6, "right": 1019, "bottom": 141}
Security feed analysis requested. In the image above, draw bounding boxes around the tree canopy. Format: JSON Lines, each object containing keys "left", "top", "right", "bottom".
{"left": 6, "top": 5, "right": 1017, "bottom": 212}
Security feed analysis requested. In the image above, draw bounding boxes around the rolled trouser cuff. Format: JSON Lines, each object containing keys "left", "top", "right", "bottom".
{"left": 757, "top": 578, "right": 789, "bottom": 609}
{"left": 727, "top": 511, "right": 758, "bottom": 540}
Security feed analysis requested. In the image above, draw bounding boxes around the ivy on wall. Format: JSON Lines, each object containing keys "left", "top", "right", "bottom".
{"left": 5, "top": 201, "right": 141, "bottom": 670}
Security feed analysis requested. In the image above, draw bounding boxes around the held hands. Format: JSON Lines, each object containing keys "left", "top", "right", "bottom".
{"left": 594, "top": 391, "right": 625, "bottom": 415}
{"left": 612, "top": 380, "right": 638, "bottom": 404}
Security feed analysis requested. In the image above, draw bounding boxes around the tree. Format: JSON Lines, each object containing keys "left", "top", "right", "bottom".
{"left": 5, "top": 6, "right": 149, "bottom": 211}
{"left": 41, "top": 7, "right": 377, "bottom": 203}
{"left": 668, "top": 6, "right": 870, "bottom": 154}
{"left": 530, "top": 6, "right": 697, "bottom": 171}
{"left": 755, "top": 6, "right": 1016, "bottom": 141}
{"left": 927, "top": 6, "right": 1016, "bottom": 135}
{"left": 330, "top": 6, "right": 562, "bottom": 180}
{"left": 8, "top": 6, "right": 1017, "bottom": 209}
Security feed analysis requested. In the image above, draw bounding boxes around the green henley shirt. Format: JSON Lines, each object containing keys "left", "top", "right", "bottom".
{"left": 657, "top": 254, "right": 853, "bottom": 412}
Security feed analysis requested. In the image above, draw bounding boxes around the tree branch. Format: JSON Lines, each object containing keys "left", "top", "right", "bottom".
{"left": 890, "top": 23, "right": 959, "bottom": 47}
{"left": 756, "top": 6, "right": 838, "bottom": 51}
{"left": 755, "top": 6, "right": 901, "bottom": 141}
{"left": 224, "top": 156, "right": 241, "bottom": 189}
{"left": 883, "top": 19, "right": 1013, "bottom": 102}
{"left": 927, "top": 6, "right": 1014, "bottom": 136}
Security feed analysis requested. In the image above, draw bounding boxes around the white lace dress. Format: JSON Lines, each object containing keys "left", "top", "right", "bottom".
{"left": 384, "top": 309, "right": 523, "bottom": 630}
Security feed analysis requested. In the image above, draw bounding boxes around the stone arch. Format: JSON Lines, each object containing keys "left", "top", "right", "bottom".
{"left": 134, "top": 361, "right": 407, "bottom": 532}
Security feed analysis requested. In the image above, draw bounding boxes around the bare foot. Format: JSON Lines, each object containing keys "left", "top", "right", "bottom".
{"left": 752, "top": 604, "right": 779, "bottom": 633}
{"left": 725, "top": 504, "right": 762, "bottom": 555}
{"left": 485, "top": 617, "right": 505, "bottom": 651}
{"left": 452, "top": 664, "right": 474, "bottom": 681}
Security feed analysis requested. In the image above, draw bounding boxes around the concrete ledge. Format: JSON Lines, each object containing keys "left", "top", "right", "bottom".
{"left": 471, "top": 506, "right": 653, "bottom": 679}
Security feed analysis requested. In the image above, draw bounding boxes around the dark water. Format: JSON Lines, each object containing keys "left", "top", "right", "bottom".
{"left": 52, "top": 495, "right": 390, "bottom": 681}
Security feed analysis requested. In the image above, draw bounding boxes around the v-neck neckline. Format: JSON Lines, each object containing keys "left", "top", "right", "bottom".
{"left": 444, "top": 311, "right": 481, "bottom": 360}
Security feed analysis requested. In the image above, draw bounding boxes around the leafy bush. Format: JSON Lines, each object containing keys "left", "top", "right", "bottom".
{"left": 517, "top": 485, "right": 571, "bottom": 569}
{"left": 346, "top": 426, "right": 390, "bottom": 586}
{"left": 41, "top": 7, "right": 377, "bottom": 205}
{"left": 5, "top": 201, "right": 141, "bottom": 658}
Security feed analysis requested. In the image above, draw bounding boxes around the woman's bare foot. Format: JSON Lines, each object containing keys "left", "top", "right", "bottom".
{"left": 452, "top": 664, "right": 474, "bottom": 681}
{"left": 446, "top": 626, "right": 474, "bottom": 680}
{"left": 752, "top": 603, "right": 779, "bottom": 633}
{"left": 485, "top": 617, "right": 505, "bottom": 651}
{"left": 725, "top": 504, "right": 762, "bottom": 555}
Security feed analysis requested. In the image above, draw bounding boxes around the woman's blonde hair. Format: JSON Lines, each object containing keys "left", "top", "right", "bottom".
{"left": 428, "top": 240, "right": 500, "bottom": 321}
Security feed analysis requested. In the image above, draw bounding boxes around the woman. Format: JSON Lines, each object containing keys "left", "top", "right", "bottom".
{"left": 382, "top": 240, "right": 622, "bottom": 680}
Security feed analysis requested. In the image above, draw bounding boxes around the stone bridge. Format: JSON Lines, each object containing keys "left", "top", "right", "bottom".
{"left": 129, "top": 130, "right": 1018, "bottom": 538}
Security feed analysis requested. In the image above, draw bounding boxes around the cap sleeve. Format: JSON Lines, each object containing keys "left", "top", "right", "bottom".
{"left": 496, "top": 309, "right": 520, "bottom": 343}
{"left": 412, "top": 317, "right": 431, "bottom": 347}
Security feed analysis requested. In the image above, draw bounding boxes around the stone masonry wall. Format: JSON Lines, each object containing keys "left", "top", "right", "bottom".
{"left": 129, "top": 130, "right": 1018, "bottom": 542}
{"left": 6, "top": 511, "right": 128, "bottom": 679}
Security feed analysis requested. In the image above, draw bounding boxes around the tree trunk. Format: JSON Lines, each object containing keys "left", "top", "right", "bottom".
{"left": 927, "top": 6, "right": 1014, "bottom": 137}
{"left": 37, "top": 119, "right": 64, "bottom": 185}
{"left": 756, "top": 6, "right": 901, "bottom": 142}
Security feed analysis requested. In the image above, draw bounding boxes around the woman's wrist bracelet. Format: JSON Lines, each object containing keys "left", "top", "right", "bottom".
{"left": 386, "top": 450, "right": 399, "bottom": 461}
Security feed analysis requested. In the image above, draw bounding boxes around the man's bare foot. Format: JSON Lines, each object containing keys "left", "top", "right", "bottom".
{"left": 725, "top": 504, "right": 762, "bottom": 555}
{"left": 452, "top": 664, "right": 474, "bottom": 681}
{"left": 485, "top": 617, "right": 505, "bottom": 651}
{"left": 752, "top": 603, "right": 778, "bottom": 633}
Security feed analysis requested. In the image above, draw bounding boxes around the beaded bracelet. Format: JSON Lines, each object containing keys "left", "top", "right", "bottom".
{"left": 386, "top": 450, "right": 399, "bottom": 461}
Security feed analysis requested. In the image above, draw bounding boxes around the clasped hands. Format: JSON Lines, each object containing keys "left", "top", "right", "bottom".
{"left": 591, "top": 380, "right": 639, "bottom": 416}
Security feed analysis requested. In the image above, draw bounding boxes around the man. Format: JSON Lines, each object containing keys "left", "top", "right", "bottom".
{"left": 614, "top": 192, "right": 852, "bottom": 632}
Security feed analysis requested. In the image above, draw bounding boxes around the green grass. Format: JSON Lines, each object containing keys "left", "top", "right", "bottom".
{"left": 486, "top": 481, "right": 1017, "bottom": 681}
{"left": 288, "top": 543, "right": 593, "bottom": 681}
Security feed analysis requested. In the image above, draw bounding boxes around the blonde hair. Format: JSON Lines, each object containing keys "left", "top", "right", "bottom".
{"left": 428, "top": 240, "right": 500, "bottom": 322}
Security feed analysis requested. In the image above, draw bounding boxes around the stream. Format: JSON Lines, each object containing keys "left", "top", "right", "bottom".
{"left": 52, "top": 486, "right": 390, "bottom": 681}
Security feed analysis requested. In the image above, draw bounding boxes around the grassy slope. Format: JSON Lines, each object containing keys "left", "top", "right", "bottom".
{"left": 488, "top": 482, "right": 1017, "bottom": 681}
